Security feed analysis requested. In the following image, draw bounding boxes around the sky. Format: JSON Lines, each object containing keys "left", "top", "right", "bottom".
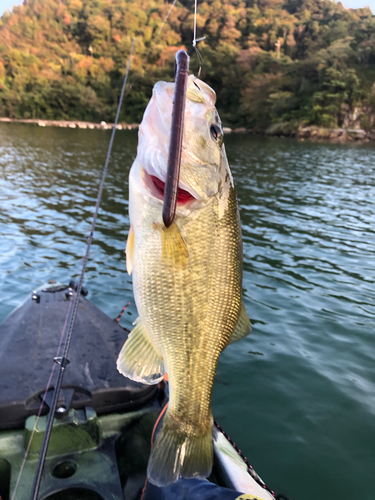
{"left": 0, "top": 0, "right": 374, "bottom": 16}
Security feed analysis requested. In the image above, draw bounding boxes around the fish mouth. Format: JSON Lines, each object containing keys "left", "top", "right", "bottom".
{"left": 151, "top": 176, "right": 195, "bottom": 205}
{"left": 142, "top": 167, "right": 195, "bottom": 205}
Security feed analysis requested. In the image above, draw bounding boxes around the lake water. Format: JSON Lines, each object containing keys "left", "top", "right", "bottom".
{"left": 1, "top": 123, "right": 374, "bottom": 500}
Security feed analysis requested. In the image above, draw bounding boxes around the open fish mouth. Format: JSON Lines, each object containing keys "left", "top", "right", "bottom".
{"left": 142, "top": 167, "right": 196, "bottom": 205}
{"left": 151, "top": 176, "right": 195, "bottom": 205}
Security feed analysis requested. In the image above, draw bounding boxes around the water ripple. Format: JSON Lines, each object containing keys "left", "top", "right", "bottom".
{"left": 1, "top": 126, "right": 375, "bottom": 500}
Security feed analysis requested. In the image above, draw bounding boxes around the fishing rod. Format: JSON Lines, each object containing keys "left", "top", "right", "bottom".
{"left": 12, "top": 6, "right": 187, "bottom": 497}
{"left": 27, "top": 5, "right": 201, "bottom": 498}
{"left": 28, "top": 38, "right": 136, "bottom": 500}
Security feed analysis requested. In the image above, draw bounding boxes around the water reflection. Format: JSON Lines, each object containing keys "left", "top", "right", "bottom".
{"left": 1, "top": 125, "right": 375, "bottom": 500}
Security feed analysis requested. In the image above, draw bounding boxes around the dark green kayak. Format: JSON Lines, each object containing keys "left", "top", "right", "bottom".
{"left": 0, "top": 282, "right": 276, "bottom": 500}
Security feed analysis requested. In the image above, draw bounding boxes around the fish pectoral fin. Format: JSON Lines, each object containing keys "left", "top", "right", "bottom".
{"left": 228, "top": 301, "right": 251, "bottom": 345}
{"left": 116, "top": 317, "right": 164, "bottom": 385}
{"left": 161, "top": 222, "right": 189, "bottom": 269}
{"left": 126, "top": 224, "right": 135, "bottom": 275}
{"left": 147, "top": 413, "right": 213, "bottom": 486}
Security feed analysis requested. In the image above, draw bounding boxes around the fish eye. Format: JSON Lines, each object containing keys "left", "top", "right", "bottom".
{"left": 210, "top": 124, "right": 222, "bottom": 142}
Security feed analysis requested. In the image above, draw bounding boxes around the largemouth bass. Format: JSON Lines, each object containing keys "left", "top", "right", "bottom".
{"left": 117, "top": 75, "right": 251, "bottom": 487}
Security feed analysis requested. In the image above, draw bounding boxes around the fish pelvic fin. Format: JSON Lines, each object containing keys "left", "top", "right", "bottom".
{"left": 116, "top": 317, "right": 164, "bottom": 384}
{"left": 228, "top": 301, "right": 251, "bottom": 345}
{"left": 126, "top": 224, "right": 135, "bottom": 275}
{"left": 147, "top": 413, "right": 213, "bottom": 486}
{"left": 153, "top": 222, "right": 189, "bottom": 269}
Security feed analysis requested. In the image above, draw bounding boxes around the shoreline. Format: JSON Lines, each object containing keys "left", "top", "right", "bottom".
{"left": 269, "top": 125, "right": 374, "bottom": 144}
{"left": 0, "top": 118, "right": 373, "bottom": 143}
{"left": 0, "top": 117, "right": 139, "bottom": 130}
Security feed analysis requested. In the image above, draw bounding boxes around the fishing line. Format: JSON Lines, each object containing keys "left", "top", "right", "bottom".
{"left": 16, "top": 2, "right": 203, "bottom": 497}
{"left": 193, "top": 0, "right": 198, "bottom": 47}
{"left": 15, "top": 3, "right": 193, "bottom": 493}
{"left": 188, "top": 0, "right": 205, "bottom": 73}
{"left": 15, "top": 38, "right": 136, "bottom": 500}
{"left": 153, "top": 0, "right": 178, "bottom": 46}
{"left": 145, "top": 0, "right": 178, "bottom": 59}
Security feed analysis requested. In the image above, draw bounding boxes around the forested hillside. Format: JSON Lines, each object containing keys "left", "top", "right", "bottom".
{"left": 1, "top": 0, "right": 375, "bottom": 130}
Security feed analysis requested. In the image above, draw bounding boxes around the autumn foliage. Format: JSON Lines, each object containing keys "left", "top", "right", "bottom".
{"left": 1, "top": 0, "right": 375, "bottom": 129}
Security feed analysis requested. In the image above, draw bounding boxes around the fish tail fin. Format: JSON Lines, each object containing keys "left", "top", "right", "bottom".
{"left": 147, "top": 412, "right": 213, "bottom": 487}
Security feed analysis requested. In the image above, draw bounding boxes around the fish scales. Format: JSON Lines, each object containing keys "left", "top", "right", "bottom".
{"left": 134, "top": 186, "right": 241, "bottom": 420}
{"left": 117, "top": 75, "right": 251, "bottom": 486}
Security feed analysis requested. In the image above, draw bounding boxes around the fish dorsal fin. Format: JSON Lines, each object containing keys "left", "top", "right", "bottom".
{"left": 116, "top": 317, "right": 164, "bottom": 385}
{"left": 126, "top": 224, "right": 135, "bottom": 275}
{"left": 153, "top": 222, "right": 189, "bottom": 269}
{"left": 228, "top": 301, "right": 251, "bottom": 345}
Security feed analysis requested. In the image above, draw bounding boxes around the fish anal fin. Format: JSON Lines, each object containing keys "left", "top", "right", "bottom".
{"left": 147, "top": 413, "right": 213, "bottom": 486}
{"left": 228, "top": 301, "right": 251, "bottom": 345}
{"left": 116, "top": 318, "right": 164, "bottom": 385}
{"left": 157, "top": 222, "right": 189, "bottom": 269}
{"left": 126, "top": 225, "right": 135, "bottom": 275}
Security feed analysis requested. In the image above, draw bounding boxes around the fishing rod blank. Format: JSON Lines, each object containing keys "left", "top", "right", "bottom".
{"left": 29, "top": 38, "right": 136, "bottom": 500}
